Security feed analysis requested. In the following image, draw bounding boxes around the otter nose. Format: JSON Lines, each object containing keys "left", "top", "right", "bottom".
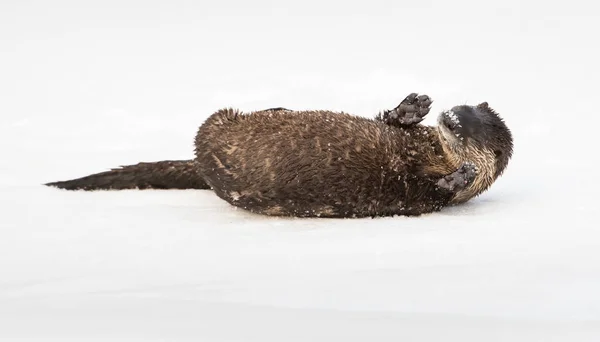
{"left": 447, "top": 105, "right": 482, "bottom": 140}
{"left": 441, "top": 110, "right": 460, "bottom": 130}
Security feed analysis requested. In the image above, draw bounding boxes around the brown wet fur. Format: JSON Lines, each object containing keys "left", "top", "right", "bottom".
{"left": 45, "top": 160, "right": 209, "bottom": 190}
{"left": 46, "top": 94, "right": 513, "bottom": 218}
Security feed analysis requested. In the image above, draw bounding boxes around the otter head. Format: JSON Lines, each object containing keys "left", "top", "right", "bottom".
{"left": 437, "top": 102, "right": 513, "bottom": 203}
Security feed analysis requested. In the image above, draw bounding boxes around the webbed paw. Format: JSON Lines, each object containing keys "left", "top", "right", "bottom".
{"left": 381, "top": 93, "right": 432, "bottom": 126}
{"left": 436, "top": 162, "right": 477, "bottom": 192}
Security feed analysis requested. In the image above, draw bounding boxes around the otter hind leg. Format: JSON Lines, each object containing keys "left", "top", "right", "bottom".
{"left": 45, "top": 160, "right": 210, "bottom": 191}
{"left": 375, "top": 93, "right": 432, "bottom": 127}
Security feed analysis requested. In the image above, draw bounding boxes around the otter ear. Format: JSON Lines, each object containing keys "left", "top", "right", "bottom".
{"left": 477, "top": 102, "right": 489, "bottom": 109}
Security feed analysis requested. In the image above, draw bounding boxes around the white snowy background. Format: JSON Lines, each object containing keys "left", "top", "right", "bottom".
{"left": 1, "top": 0, "right": 600, "bottom": 341}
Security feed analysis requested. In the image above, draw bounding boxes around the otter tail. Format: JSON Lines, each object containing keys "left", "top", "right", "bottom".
{"left": 45, "top": 160, "right": 210, "bottom": 191}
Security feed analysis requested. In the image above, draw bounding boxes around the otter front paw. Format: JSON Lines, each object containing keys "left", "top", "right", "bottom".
{"left": 436, "top": 163, "right": 477, "bottom": 192}
{"left": 381, "top": 93, "right": 432, "bottom": 126}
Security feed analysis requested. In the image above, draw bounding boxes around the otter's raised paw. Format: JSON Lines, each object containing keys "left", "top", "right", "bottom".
{"left": 436, "top": 163, "right": 477, "bottom": 192}
{"left": 382, "top": 93, "right": 432, "bottom": 126}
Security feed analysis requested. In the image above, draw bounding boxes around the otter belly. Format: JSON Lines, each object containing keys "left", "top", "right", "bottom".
{"left": 194, "top": 109, "right": 413, "bottom": 217}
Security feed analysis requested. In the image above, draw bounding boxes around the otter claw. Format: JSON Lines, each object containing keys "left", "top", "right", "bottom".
{"left": 382, "top": 93, "right": 432, "bottom": 126}
{"left": 436, "top": 163, "right": 477, "bottom": 192}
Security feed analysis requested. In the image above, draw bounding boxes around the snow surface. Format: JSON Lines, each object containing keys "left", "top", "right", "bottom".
{"left": 2, "top": 0, "right": 600, "bottom": 341}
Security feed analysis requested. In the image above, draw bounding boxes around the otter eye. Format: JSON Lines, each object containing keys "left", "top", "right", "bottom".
{"left": 494, "top": 150, "right": 503, "bottom": 158}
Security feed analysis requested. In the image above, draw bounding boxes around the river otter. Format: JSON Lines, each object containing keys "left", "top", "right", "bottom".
{"left": 45, "top": 93, "right": 513, "bottom": 218}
